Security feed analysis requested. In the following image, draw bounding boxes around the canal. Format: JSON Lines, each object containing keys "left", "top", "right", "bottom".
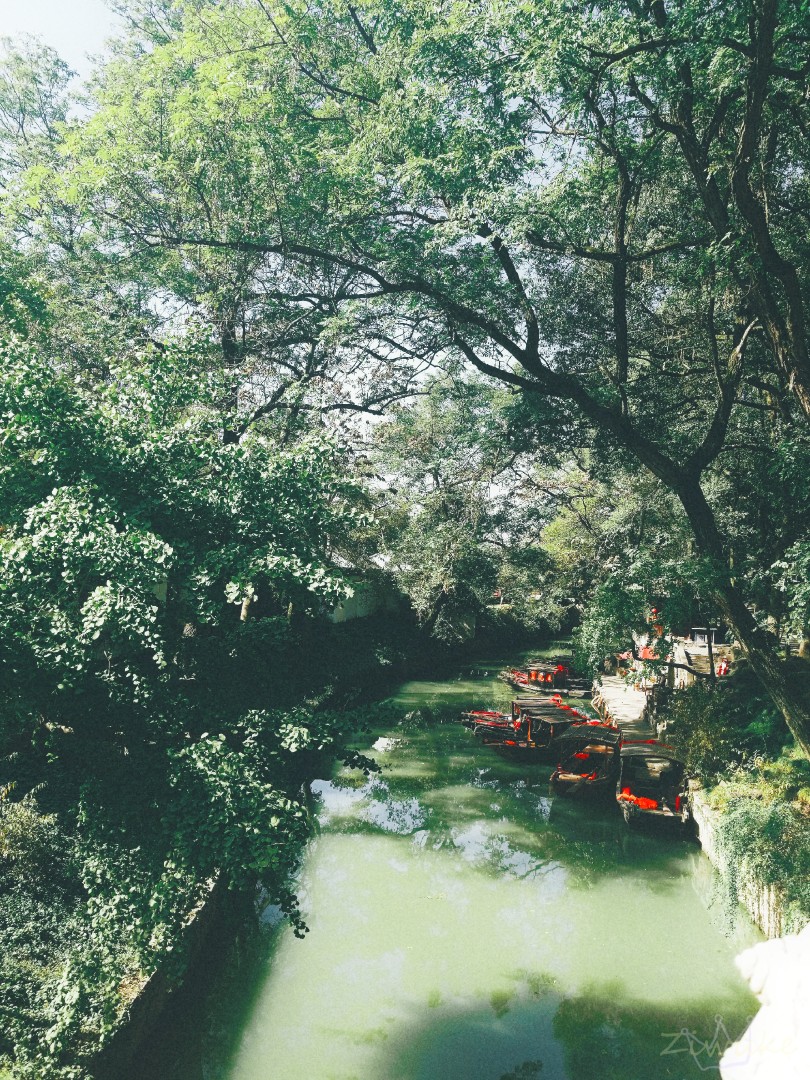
{"left": 135, "top": 656, "right": 760, "bottom": 1080}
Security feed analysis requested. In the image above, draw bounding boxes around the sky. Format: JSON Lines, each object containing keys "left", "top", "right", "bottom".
{"left": 1, "top": 0, "right": 122, "bottom": 79}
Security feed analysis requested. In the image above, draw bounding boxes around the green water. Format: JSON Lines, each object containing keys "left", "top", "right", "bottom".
{"left": 144, "top": 658, "right": 760, "bottom": 1080}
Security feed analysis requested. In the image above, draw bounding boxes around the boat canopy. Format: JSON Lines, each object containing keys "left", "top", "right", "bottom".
{"left": 619, "top": 741, "right": 682, "bottom": 761}
{"left": 552, "top": 726, "right": 622, "bottom": 750}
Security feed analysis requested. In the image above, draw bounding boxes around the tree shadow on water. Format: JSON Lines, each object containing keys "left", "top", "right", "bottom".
{"left": 351, "top": 713, "right": 703, "bottom": 893}
{"left": 551, "top": 980, "right": 755, "bottom": 1080}
{"left": 118, "top": 892, "right": 304, "bottom": 1080}
{"left": 361, "top": 979, "right": 755, "bottom": 1080}
{"left": 119, "top": 888, "right": 757, "bottom": 1080}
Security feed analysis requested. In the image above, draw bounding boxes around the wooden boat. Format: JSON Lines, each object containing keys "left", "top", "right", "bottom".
{"left": 616, "top": 741, "right": 691, "bottom": 825}
{"left": 500, "top": 661, "right": 567, "bottom": 692}
{"left": 510, "top": 695, "right": 606, "bottom": 726}
{"left": 463, "top": 697, "right": 608, "bottom": 754}
{"left": 460, "top": 708, "right": 511, "bottom": 734}
{"left": 500, "top": 660, "right": 592, "bottom": 695}
{"left": 548, "top": 726, "right": 622, "bottom": 794}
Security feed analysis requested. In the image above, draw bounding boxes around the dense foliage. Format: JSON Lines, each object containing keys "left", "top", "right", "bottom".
{"left": 370, "top": 377, "right": 554, "bottom": 641}
{"left": 2, "top": 0, "right": 810, "bottom": 1071}
{"left": 0, "top": 339, "right": 384, "bottom": 1076}
{"left": 666, "top": 670, "right": 791, "bottom": 783}
{"left": 714, "top": 795, "right": 810, "bottom": 932}
{"left": 13, "top": 0, "right": 806, "bottom": 749}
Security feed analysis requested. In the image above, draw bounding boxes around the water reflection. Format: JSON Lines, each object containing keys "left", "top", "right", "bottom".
{"left": 312, "top": 776, "right": 429, "bottom": 835}
{"left": 130, "top": 655, "right": 761, "bottom": 1080}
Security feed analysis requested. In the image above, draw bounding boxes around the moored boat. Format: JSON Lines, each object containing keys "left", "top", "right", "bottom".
{"left": 460, "top": 709, "right": 512, "bottom": 737}
{"left": 462, "top": 696, "right": 610, "bottom": 755}
{"left": 548, "top": 726, "right": 623, "bottom": 794}
{"left": 500, "top": 661, "right": 568, "bottom": 692}
{"left": 616, "top": 741, "right": 691, "bottom": 825}
{"left": 500, "top": 659, "right": 593, "bottom": 695}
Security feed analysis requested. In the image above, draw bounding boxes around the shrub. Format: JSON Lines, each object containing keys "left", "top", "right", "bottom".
{"left": 664, "top": 668, "right": 789, "bottom": 783}
{"left": 714, "top": 797, "right": 810, "bottom": 930}
{"left": 0, "top": 790, "right": 77, "bottom": 894}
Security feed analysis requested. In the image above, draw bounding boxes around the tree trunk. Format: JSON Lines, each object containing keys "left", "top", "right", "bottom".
{"left": 706, "top": 629, "right": 716, "bottom": 686}
{"left": 423, "top": 587, "right": 450, "bottom": 636}
{"left": 677, "top": 481, "right": 810, "bottom": 758}
{"left": 221, "top": 322, "right": 241, "bottom": 444}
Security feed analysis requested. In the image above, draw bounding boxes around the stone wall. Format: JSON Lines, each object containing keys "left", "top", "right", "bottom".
{"left": 689, "top": 790, "right": 798, "bottom": 940}
{"left": 92, "top": 876, "right": 224, "bottom": 1080}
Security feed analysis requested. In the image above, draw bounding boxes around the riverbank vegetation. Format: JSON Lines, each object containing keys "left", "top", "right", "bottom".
{"left": 0, "top": 340, "right": 390, "bottom": 1076}
{"left": 661, "top": 675, "right": 810, "bottom": 928}
{"left": 2, "top": 0, "right": 810, "bottom": 1074}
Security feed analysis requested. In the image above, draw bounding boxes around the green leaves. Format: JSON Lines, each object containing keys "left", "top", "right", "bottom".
{"left": 371, "top": 377, "right": 525, "bottom": 639}
{"left": 0, "top": 343, "right": 356, "bottom": 705}
{"left": 0, "top": 334, "right": 377, "bottom": 1074}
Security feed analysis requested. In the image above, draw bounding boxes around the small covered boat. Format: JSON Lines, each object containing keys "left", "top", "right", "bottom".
{"left": 616, "top": 741, "right": 691, "bottom": 825}
{"left": 500, "top": 661, "right": 569, "bottom": 692}
{"left": 463, "top": 697, "right": 608, "bottom": 754}
{"left": 548, "top": 726, "right": 623, "bottom": 794}
{"left": 500, "top": 659, "right": 593, "bottom": 695}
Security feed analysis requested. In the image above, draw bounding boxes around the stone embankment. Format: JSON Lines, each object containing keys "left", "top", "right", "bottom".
{"left": 93, "top": 876, "right": 223, "bottom": 1080}
{"left": 593, "top": 677, "right": 794, "bottom": 940}
{"left": 689, "top": 791, "right": 793, "bottom": 940}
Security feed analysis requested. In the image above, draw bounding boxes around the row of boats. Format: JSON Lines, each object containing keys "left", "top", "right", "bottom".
{"left": 460, "top": 660, "right": 691, "bottom": 827}
{"left": 499, "top": 659, "right": 593, "bottom": 696}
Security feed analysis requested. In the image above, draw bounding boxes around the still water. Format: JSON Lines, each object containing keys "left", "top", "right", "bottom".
{"left": 147, "top": 658, "right": 760, "bottom": 1080}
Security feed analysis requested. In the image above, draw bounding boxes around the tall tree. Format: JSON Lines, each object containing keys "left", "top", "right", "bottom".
{"left": 371, "top": 377, "right": 543, "bottom": 638}
{"left": 35, "top": 0, "right": 810, "bottom": 753}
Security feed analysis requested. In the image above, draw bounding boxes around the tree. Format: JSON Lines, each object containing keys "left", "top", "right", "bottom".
{"left": 371, "top": 377, "right": 523, "bottom": 638}
{"left": 17, "top": 17, "right": 436, "bottom": 442}
{"left": 0, "top": 332, "right": 359, "bottom": 895}
{"left": 0, "top": 336, "right": 357, "bottom": 738}
{"left": 0, "top": 331, "right": 384, "bottom": 1070}
{"left": 47, "top": 0, "right": 810, "bottom": 753}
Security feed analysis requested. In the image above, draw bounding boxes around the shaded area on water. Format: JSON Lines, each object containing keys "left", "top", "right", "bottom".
{"left": 127, "top": 652, "right": 759, "bottom": 1080}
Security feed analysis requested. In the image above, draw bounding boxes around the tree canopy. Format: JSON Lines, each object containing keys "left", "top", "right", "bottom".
{"left": 25, "top": 0, "right": 807, "bottom": 750}
{"left": 3, "top": 2, "right": 810, "bottom": 1071}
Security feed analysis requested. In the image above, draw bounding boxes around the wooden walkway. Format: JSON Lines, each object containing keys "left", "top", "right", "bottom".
{"left": 593, "top": 676, "right": 651, "bottom": 740}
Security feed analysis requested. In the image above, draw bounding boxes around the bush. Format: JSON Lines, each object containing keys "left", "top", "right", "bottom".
{"left": 714, "top": 796, "right": 810, "bottom": 930}
{"left": 476, "top": 604, "right": 552, "bottom": 648}
{"left": 0, "top": 795, "right": 90, "bottom": 1077}
{"left": 0, "top": 791, "right": 77, "bottom": 895}
{"left": 664, "top": 668, "right": 789, "bottom": 783}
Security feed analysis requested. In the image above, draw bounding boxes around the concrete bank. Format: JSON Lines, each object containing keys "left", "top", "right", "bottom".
{"left": 689, "top": 790, "right": 806, "bottom": 940}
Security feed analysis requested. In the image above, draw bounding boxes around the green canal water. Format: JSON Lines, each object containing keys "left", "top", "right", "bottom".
{"left": 139, "top": 657, "right": 760, "bottom": 1080}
